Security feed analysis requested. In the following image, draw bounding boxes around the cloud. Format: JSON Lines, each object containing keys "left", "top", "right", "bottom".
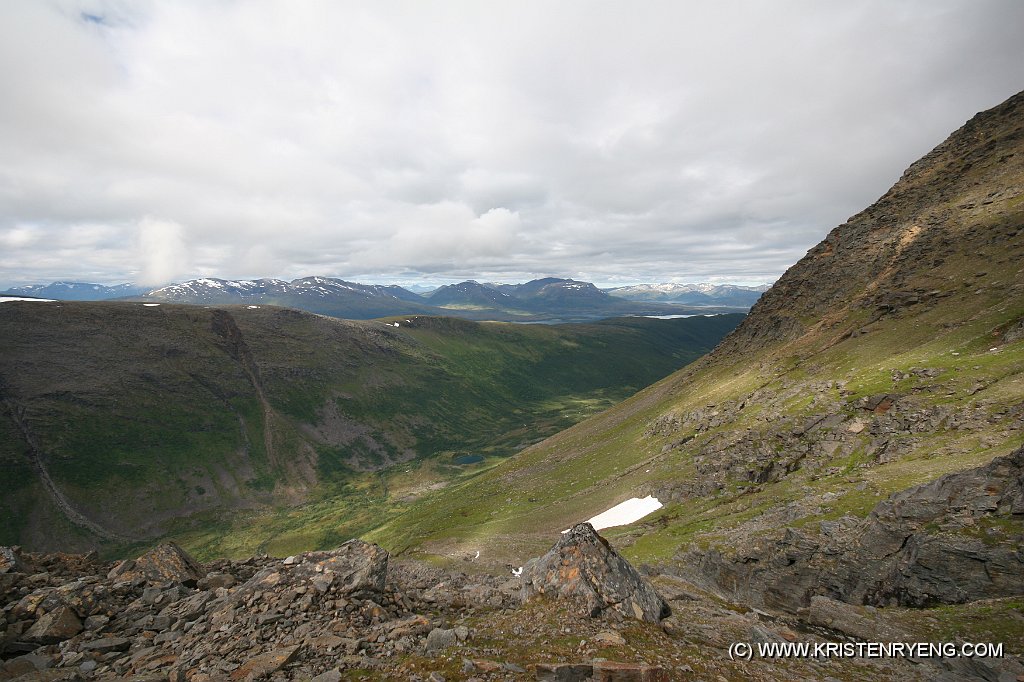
{"left": 137, "top": 217, "right": 188, "bottom": 286}
{"left": 1, "top": 0, "right": 1023, "bottom": 288}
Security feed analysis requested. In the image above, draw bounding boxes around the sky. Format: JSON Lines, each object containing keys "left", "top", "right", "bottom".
{"left": 1, "top": 1, "right": 1023, "bottom": 290}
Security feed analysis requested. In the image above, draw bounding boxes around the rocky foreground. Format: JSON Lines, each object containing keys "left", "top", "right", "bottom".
{"left": 2, "top": 516, "right": 1023, "bottom": 681}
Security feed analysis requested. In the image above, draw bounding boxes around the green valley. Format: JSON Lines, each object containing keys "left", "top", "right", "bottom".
{"left": 0, "top": 302, "right": 740, "bottom": 558}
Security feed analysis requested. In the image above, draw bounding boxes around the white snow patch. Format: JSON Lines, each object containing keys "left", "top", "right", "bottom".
{"left": 635, "top": 313, "right": 726, "bottom": 319}
{"left": 392, "top": 322, "right": 400, "bottom": 327}
{"left": 639, "top": 314, "right": 698, "bottom": 319}
{"left": 142, "top": 303, "right": 161, "bottom": 307}
{"left": 247, "top": 305, "right": 260, "bottom": 309}
{"left": 563, "top": 495, "right": 663, "bottom": 533}
{"left": 0, "top": 296, "right": 56, "bottom": 303}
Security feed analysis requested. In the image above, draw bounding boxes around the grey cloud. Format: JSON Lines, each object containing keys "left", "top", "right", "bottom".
{"left": 1, "top": 0, "right": 1023, "bottom": 289}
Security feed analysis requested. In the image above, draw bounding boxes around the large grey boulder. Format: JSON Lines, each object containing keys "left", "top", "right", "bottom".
{"left": 522, "top": 523, "right": 669, "bottom": 622}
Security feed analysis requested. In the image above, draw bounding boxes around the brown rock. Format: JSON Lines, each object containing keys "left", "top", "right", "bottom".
{"left": 24, "top": 606, "right": 82, "bottom": 644}
{"left": 111, "top": 543, "right": 204, "bottom": 587}
{"left": 1, "top": 656, "right": 40, "bottom": 678}
{"left": 593, "top": 661, "right": 668, "bottom": 682}
{"left": 522, "top": 523, "right": 669, "bottom": 623}
{"left": 229, "top": 645, "right": 300, "bottom": 681}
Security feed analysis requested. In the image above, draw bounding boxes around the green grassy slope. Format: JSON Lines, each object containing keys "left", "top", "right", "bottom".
{"left": 365, "top": 90, "right": 1024, "bottom": 573}
{"left": 0, "top": 302, "right": 739, "bottom": 556}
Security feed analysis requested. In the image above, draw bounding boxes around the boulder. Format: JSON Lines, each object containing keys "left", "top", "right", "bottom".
{"left": 228, "top": 645, "right": 300, "bottom": 681}
{"left": 228, "top": 540, "right": 388, "bottom": 610}
{"left": 24, "top": 605, "right": 82, "bottom": 644}
{"left": 0, "top": 546, "right": 27, "bottom": 574}
{"left": 521, "top": 523, "right": 669, "bottom": 622}
{"left": 284, "top": 540, "right": 388, "bottom": 594}
{"left": 110, "top": 543, "right": 204, "bottom": 587}
{"left": 805, "top": 596, "right": 908, "bottom": 641}
{"left": 423, "top": 627, "right": 458, "bottom": 654}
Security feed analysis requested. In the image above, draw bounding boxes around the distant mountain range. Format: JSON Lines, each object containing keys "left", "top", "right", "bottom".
{"left": 141, "top": 276, "right": 437, "bottom": 319}
{"left": 426, "top": 277, "right": 633, "bottom": 313}
{"left": 3, "top": 277, "right": 759, "bottom": 321}
{"left": 0, "top": 281, "right": 150, "bottom": 301}
{"left": 605, "top": 282, "right": 771, "bottom": 307}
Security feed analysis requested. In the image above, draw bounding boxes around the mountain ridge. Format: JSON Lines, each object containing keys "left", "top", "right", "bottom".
{"left": 364, "top": 89, "right": 1024, "bottom": 619}
{"left": 135, "top": 275, "right": 743, "bottom": 323}
{"left": 605, "top": 282, "right": 769, "bottom": 307}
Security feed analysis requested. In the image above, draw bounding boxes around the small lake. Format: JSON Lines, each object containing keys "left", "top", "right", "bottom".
{"left": 453, "top": 454, "right": 484, "bottom": 465}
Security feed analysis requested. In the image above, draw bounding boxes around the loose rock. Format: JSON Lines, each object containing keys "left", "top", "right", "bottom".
{"left": 522, "top": 523, "right": 669, "bottom": 622}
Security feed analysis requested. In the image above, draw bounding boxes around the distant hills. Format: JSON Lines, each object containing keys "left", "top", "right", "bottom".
{"left": 3, "top": 276, "right": 761, "bottom": 322}
{"left": 425, "top": 277, "right": 656, "bottom": 316}
{"left": 605, "top": 282, "right": 770, "bottom": 307}
{"left": 0, "top": 281, "right": 149, "bottom": 301}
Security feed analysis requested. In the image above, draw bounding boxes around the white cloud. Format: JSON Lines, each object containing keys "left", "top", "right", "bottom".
{"left": 1, "top": 0, "right": 1023, "bottom": 288}
{"left": 137, "top": 217, "right": 188, "bottom": 286}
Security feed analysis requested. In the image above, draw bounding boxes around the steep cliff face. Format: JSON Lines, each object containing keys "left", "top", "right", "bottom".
{"left": 715, "top": 89, "right": 1024, "bottom": 356}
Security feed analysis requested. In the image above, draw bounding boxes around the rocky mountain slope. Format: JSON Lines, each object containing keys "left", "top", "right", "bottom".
{"left": 5, "top": 504, "right": 1021, "bottom": 681}
{"left": 363, "top": 91, "right": 1024, "bottom": 652}
{"left": 0, "top": 301, "right": 739, "bottom": 556}
{"left": 2, "top": 88, "right": 1022, "bottom": 680}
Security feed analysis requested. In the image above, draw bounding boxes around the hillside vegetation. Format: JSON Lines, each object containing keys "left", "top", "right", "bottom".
{"left": 368, "top": 91, "right": 1024, "bottom": 588}
{"left": 0, "top": 303, "right": 739, "bottom": 556}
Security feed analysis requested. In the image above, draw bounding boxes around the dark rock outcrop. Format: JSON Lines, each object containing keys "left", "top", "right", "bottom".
{"left": 108, "top": 543, "right": 203, "bottom": 587}
{"left": 679, "top": 445, "right": 1024, "bottom": 611}
{"left": 522, "top": 523, "right": 669, "bottom": 622}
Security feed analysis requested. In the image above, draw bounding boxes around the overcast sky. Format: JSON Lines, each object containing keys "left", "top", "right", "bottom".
{"left": 1, "top": 1, "right": 1022, "bottom": 289}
